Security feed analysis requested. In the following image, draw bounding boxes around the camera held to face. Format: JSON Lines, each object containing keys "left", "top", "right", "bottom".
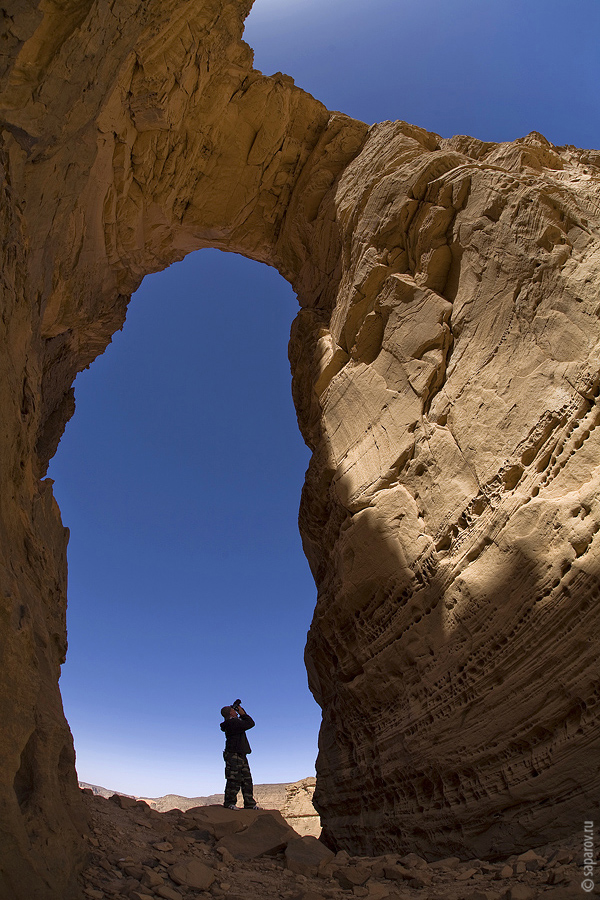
{"left": 232, "top": 699, "right": 242, "bottom": 713}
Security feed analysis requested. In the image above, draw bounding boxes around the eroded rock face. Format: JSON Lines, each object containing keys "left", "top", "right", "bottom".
{"left": 1, "top": 0, "right": 599, "bottom": 895}
{"left": 296, "top": 124, "right": 600, "bottom": 858}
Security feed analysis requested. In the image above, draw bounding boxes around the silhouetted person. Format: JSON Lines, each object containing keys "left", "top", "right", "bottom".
{"left": 220, "top": 703, "right": 259, "bottom": 809}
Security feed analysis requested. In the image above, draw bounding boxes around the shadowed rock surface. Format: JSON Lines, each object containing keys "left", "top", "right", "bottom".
{"left": 1, "top": 0, "right": 600, "bottom": 896}
{"left": 78, "top": 788, "right": 587, "bottom": 900}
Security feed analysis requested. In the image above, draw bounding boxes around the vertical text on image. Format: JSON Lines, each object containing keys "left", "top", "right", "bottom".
{"left": 582, "top": 820, "right": 596, "bottom": 893}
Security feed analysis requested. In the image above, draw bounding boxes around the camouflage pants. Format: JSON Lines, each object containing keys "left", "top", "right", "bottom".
{"left": 223, "top": 751, "right": 256, "bottom": 808}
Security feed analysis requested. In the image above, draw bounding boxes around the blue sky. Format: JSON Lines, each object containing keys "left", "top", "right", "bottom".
{"left": 49, "top": 0, "right": 600, "bottom": 798}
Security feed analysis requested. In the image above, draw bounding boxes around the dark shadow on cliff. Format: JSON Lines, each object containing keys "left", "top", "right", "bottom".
{"left": 310, "top": 502, "right": 600, "bottom": 859}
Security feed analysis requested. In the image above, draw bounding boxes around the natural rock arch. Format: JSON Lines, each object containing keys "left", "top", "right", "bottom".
{"left": 1, "top": 1, "right": 600, "bottom": 896}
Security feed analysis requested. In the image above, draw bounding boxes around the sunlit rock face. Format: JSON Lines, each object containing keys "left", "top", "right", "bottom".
{"left": 296, "top": 124, "right": 600, "bottom": 858}
{"left": 1, "top": 0, "right": 599, "bottom": 894}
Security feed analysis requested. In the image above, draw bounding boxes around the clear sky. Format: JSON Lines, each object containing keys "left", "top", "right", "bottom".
{"left": 48, "top": 0, "right": 600, "bottom": 799}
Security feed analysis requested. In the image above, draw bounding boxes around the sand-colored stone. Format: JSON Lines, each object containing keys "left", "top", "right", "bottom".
{"left": 280, "top": 776, "right": 320, "bottom": 837}
{"left": 1, "top": 0, "right": 600, "bottom": 896}
{"left": 302, "top": 124, "right": 600, "bottom": 859}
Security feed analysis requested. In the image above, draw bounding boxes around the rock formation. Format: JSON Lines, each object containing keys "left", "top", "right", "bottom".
{"left": 280, "top": 777, "right": 320, "bottom": 838}
{"left": 1, "top": 0, "right": 599, "bottom": 896}
{"left": 301, "top": 124, "right": 600, "bottom": 859}
{"left": 84, "top": 777, "right": 321, "bottom": 836}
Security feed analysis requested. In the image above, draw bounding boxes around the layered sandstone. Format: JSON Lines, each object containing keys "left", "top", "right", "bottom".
{"left": 1, "top": 0, "right": 599, "bottom": 896}
{"left": 298, "top": 125, "right": 600, "bottom": 858}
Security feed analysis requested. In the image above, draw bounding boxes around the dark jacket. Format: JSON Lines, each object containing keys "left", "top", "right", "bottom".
{"left": 220, "top": 713, "right": 255, "bottom": 755}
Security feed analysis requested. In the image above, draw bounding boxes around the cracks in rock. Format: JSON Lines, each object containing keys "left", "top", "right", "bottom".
{"left": 433, "top": 385, "right": 600, "bottom": 568}
{"left": 421, "top": 303, "right": 454, "bottom": 419}
{"left": 440, "top": 421, "right": 481, "bottom": 490}
{"left": 528, "top": 393, "right": 600, "bottom": 497}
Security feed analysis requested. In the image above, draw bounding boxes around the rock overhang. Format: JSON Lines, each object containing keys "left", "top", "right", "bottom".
{"left": 1, "top": 1, "right": 600, "bottom": 896}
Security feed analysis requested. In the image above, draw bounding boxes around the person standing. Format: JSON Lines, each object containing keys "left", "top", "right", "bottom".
{"left": 220, "top": 702, "right": 259, "bottom": 809}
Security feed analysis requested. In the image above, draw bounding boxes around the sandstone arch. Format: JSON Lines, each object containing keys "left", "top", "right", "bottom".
{"left": 1, "top": 1, "right": 600, "bottom": 896}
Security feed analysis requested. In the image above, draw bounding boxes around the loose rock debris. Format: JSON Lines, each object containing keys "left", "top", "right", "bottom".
{"left": 79, "top": 789, "right": 594, "bottom": 899}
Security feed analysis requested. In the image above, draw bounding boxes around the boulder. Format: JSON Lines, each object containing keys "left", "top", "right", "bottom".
{"left": 168, "top": 859, "right": 216, "bottom": 891}
{"left": 364, "top": 885, "right": 393, "bottom": 900}
{"left": 218, "top": 812, "right": 298, "bottom": 860}
{"left": 285, "top": 836, "right": 335, "bottom": 875}
{"left": 141, "top": 868, "right": 164, "bottom": 888}
{"left": 383, "top": 864, "right": 411, "bottom": 882}
{"left": 516, "top": 849, "right": 546, "bottom": 871}
{"left": 1, "top": 1, "right": 600, "bottom": 894}
{"left": 398, "top": 853, "right": 428, "bottom": 869}
{"left": 335, "top": 864, "right": 371, "bottom": 888}
{"left": 183, "top": 805, "right": 250, "bottom": 839}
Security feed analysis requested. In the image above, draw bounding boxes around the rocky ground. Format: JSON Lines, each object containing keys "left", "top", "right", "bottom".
{"left": 79, "top": 789, "right": 594, "bottom": 900}
{"left": 80, "top": 778, "right": 320, "bottom": 838}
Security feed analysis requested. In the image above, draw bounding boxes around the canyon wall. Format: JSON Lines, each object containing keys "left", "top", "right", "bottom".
{"left": 298, "top": 124, "right": 600, "bottom": 858}
{"left": 1, "top": 0, "right": 599, "bottom": 895}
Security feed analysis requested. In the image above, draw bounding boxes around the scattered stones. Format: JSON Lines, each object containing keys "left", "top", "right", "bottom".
{"left": 77, "top": 789, "right": 588, "bottom": 900}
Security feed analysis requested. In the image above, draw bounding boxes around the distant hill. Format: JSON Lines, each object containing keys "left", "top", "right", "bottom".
{"left": 79, "top": 777, "right": 320, "bottom": 836}
{"left": 136, "top": 783, "right": 290, "bottom": 813}
{"left": 79, "top": 781, "right": 288, "bottom": 811}
{"left": 79, "top": 782, "right": 134, "bottom": 800}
